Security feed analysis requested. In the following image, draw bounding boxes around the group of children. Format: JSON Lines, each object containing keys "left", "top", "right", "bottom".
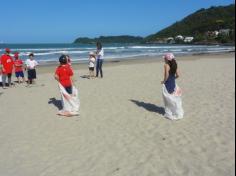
{"left": 0, "top": 48, "right": 38, "bottom": 89}
{"left": 0, "top": 42, "right": 104, "bottom": 117}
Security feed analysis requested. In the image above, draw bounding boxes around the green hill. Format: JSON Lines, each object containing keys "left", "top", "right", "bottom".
{"left": 146, "top": 4, "right": 235, "bottom": 44}
{"left": 74, "top": 35, "right": 144, "bottom": 44}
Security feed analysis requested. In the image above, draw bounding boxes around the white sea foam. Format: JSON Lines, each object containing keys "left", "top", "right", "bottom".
{"left": 2, "top": 44, "right": 234, "bottom": 64}
{"left": 104, "top": 47, "right": 125, "bottom": 50}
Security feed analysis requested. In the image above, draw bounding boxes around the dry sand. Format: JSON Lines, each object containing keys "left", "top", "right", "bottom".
{"left": 0, "top": 53, "right": 235, "bottom": 176}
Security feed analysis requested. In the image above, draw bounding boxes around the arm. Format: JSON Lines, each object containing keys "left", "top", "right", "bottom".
{"left": 34, "top": 61, "right": 39, "bottom": 68}
{"left": 71, "top": 76, "right": 75, "bottom": 85}
{"left": 54, "top": 67, "right": 59, "bottom": 82}
{"left": 54, "top": 74, "right": 59, "bottom": 82}
{"left": 70, "top": 69, "right": 75, "bottom": 85}
{"left": 175, "top": 69, "right": 180, "bottom": 79}
{"left": 0, "top": 60, "right": 3, "bottom": 71}
{"left": 0, "top": 58, "right": 5, "bottom": 72}
{"left": 15, "top": 61, "right": 23, "bottom": 67}
{"left": 96, "top": 49, "right": 104, "bottom": 58}
{"left": 161, "top": 64, "right": 169, "bottom": 84}
{"left": 1, "top": 65, "right": 5, "bottom": 72}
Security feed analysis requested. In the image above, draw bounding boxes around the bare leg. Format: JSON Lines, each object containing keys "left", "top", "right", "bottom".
{"left": 8, "top": 75, "right": 12, "bottom": 87}
{"left": 17, "top": 77, "right": 20, "bottom": 84}
{"left": 2, "top": 74, "right": 7, "bottom": 89}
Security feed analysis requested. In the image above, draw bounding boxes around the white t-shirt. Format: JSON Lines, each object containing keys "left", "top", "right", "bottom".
{"left": 96, "top": 48, "right": 104, "bottom": 60}
{"left": 25, "top": 59, "right": 38, "bottom": 69}
{"left": 89, "top": 57, "right": 96, "bottom": 68}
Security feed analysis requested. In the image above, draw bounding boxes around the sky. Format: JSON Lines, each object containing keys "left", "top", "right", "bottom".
{"left": 0, "top": 0, "right": 234, "bottom": 43}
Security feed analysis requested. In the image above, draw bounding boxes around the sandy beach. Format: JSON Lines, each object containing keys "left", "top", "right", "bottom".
{"left": 0, "top": 53, "right": 235, "bottom": 176}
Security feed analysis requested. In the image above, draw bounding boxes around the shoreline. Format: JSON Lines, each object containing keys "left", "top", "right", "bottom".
{"left": 37, "top": 52, "right": 235, "bottom": 74}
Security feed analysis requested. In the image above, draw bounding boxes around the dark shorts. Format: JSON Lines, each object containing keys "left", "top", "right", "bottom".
{"left": 89, "top": 67, "right": 94, "bottom": 71}
{"left": 28, "top": 69, "right": 36, "bottom": 80}
{"left": 65, "top": 86, "right": 73, "bottom": 94}
{"left": 15, "top": 71, "right": 24, "bottom": 78}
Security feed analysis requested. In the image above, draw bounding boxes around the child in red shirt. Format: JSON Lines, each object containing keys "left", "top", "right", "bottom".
{"left": 0, "top": 48, "right": 14, "bottom": 88}
{"left": 54, "top": 55, "right": 74, "bottom": 94}
{"left": 14, "top": 52, "right": 25, "bottom": 83}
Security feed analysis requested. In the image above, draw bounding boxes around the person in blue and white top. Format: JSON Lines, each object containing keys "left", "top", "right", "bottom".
{"left": 95, "top": 42, "right": 104, "bottom": 78}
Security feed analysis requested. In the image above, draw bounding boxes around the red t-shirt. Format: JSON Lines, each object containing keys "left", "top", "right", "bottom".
{"left": 55, "top": 65, "right": 73, "bottom": 87}
{"left": 14, "top": 59, "right": 24, "bottom": 72}
{"left": 0, "top": 54, "right": 14, "bottom": 74}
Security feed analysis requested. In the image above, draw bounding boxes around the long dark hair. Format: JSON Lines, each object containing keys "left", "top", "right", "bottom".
{"left": 167, "top": 59, "right": 177, "bottom": 75}
{"left": 96, "top": 42, "right": 102, "bottom": 50}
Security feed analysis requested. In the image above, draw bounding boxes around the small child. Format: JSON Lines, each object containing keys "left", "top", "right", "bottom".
{"left": 14, "top": 52, "right": 25, "bottom": 83}
{"left": 55, "top": 55, "right": 79, "bottom": 117}
{"left": 88, "top": 52, "right": 96, "bottom": 79}
{"left": 25, "top": 53, "right": 38, "bottom": 84}
{"left": 54, "top": 55, "right": 74, "bottom": 95}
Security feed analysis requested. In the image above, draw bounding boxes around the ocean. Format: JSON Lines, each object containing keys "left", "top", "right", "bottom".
{"left": 0, "top": 43, "right": 235, "bottom": 64}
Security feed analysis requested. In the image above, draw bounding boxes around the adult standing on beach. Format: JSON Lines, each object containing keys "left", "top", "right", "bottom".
{"left": 161, "top": 53, "right": 184, "bottom": 120}
{"left": 96, "top": 42, "right": 104, "bottom": 78}
{"left": 0, "top": 48, "right": 14, "bottom": 89}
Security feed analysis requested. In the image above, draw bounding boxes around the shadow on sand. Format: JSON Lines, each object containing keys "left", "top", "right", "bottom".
{"left": 80, "top": 75, "right": 90, "bottom": 79}
{"left": 48, "top": 98, "right": 62, "bottom": 110}
{"left": 130, "top": 99, "right": 165, "bottom": 115}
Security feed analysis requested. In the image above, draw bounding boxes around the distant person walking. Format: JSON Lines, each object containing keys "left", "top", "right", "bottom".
{"left": 0, "top": 48, "right": 14, "bottom": 89}
{"left": 161, "top": 53, "right": 184, "bottom": 120}
{"left": 95, "top": 42, "right": 104, "bottom": 78}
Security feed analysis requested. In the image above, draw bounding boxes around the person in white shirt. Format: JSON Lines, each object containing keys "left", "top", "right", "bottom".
{"left": 25, "top": 53, "right": 38, "bottom": 84}
{"left": 95, "top": 42, "right": 104, "bottom": 78}
{"left": 88, "top": 52, "right": 96, "bottom": 79}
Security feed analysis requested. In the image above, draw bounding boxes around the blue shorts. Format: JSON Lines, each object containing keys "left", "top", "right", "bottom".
{"left": 15, "top": 71, "right": 24, "bottom": 78}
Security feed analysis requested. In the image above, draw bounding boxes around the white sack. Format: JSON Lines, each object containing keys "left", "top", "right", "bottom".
{"left": 59, "top": 83, "right": 80, "bottom": 116}
{"left": 162, "top": 84, "right": 184, "bottom": 120}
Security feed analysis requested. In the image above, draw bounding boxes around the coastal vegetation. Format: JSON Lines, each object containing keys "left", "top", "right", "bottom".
{"left": 74, "top": 36, "right": 144, "bottom": 44}
{"left": 145, "top": 4, "right": 235, "bottom": 44}
{"left": 74, "top": 4, "right": 235, "bottom": 45}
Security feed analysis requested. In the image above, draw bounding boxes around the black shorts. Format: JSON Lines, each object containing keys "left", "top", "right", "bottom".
{"left": 89, "top": 67, "right": 94, "bottom": 71}
{"left": 65, "top": 86, "right": 72, "bottom": 94}
{"left": 28, "top": 69, "right": 36, "bottom": 80}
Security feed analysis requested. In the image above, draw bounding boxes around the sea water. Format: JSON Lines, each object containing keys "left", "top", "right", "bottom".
{"left": 0, "top": 43, "right": 234, "bottom": 64}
